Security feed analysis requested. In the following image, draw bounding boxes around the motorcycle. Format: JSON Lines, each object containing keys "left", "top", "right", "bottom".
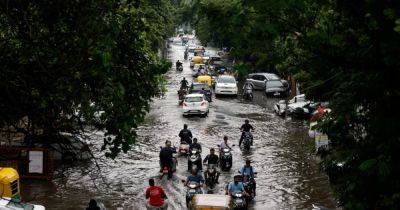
{"left": 243, "top": 87, "right": 253, "bottom": 101}
{"left": 177, "top": 65, "right": 183, "bottom": 71}
{"left": 231, "top": 191, "right": 247, "bottom": 210}
{"left": 204, "top": 164, "right": 218, "bottom": 190}
{"left": 219, "top": 148, "right": 233, "bottom": 171}
{"left": 241, "top": 132, "right": 252, "bottom": 150}
{"left": 188, "top": 148, "right": 202, "bottom": 171}
{"left": 178, "top": 89, "right": 187, "bottom": 105}
{"left": 185, "top": 181, "right": 203, "bottom": 208}
{"left": 159, "top": 147, "right": 177, "bottom": 179}
{"left": 243, "top": 175, "right": 257, "bottom": 201}
{"left": 178, "top": 141, "right": 190, "bottom": 156}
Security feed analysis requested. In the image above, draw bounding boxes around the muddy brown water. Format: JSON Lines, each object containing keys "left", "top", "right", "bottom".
{"left": 21, "top": 38, "right": 337, "bottom": 210}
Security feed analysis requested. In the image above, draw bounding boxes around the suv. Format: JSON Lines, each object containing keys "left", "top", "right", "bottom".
{"left": 245, "top": 73, "right": 285, "bottom": 90}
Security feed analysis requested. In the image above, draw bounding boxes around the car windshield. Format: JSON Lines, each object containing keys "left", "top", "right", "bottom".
{"left": 192, "top": 84, "right": 209, "bottom": 91}
{"left": 218, "top": 77, "right": 236, "bottom": 83}
{"left": 265, "top": 74, "right": 280, "bottom": 80}
{"left": 6, "top": 201, "right": 34, "bottom": 210}
{"left": 185, "top": 96, "right": 203, "bottom": 102}
{"left": 266, "top": 80, "right": 283, "bottom": 87}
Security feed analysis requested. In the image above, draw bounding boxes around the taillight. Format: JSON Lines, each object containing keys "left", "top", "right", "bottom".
{"left": 183, "top": 102, "right": 187, "bottom": 107}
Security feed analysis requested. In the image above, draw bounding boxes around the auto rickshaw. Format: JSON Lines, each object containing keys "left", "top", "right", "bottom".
{"left": 0, "top": 167, "right": 20, "bottom": 201}
{"left": 190, "top": 194, "right": 231, "bottom": 210}
{"left": 196, "top": 75, "right": 213, "bottom": 86}
{"left": 192, "top": 56, "right": 204, "bottom": 64}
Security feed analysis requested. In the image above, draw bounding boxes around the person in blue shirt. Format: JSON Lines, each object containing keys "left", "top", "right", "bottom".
{"left": 240, "top": 160, "right": 257, "bottom": 178}
{"left": 239, "top": 160, "right": 257, "bottom": 196}
{"left": 186, "top": 169, "right": 204, "bottom": 186}
{"left": 227, "top": 175, "right": 246, "bottom": 196}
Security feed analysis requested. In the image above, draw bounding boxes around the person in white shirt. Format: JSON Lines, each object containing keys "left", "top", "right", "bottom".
{"left": 219, "top": 136, "right": 232, "bottom": 150}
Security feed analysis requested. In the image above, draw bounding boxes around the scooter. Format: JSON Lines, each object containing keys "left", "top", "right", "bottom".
{"left": 178, "top": 141, "right": 190, "bottom": 156}
{"left": 177, "top": 65, "right": 183, "bottom": 71}
{"left": 188, "top": 148, "right": 202, "bottom": 171}
{"left": 159, "top": 147, "right": 177, "bottom": 179}
{"left": 243, "top": 87, "right": 253, "bottom": 101}
{"left": 243, "top": 174, "right": 257, "bottom": 201}
{"left": 219, "top": 148, "right": 233, "bottom": 171}
{"left": 185, "top": 181, "right": 203, "bottom": 208}
{"left": 178, "top": 89, "right": 187, "bottom": 105}
{"left": 204, "top": 164, "right": 218, "bottom": 190}
{"left": 241, "top": 132, "right": 252, "bottom": 150}
{"left": 231, "top": 191, "right": 247, "bottom": 210}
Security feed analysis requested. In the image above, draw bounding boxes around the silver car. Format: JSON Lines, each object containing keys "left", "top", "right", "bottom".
{"left": 245, "top": 73, "right": 286, "bottom": 90}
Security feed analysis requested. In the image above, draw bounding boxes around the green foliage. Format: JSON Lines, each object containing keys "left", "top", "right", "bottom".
{"left": 181, "top": 0, "right": 400, "bottom": 208}
{"left": 0, "top": 0, "right": 175, "bottom": 158}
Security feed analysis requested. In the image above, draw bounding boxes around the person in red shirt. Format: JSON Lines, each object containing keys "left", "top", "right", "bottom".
{"left": 145, "top": 178, "right": 168, "bottom": 209}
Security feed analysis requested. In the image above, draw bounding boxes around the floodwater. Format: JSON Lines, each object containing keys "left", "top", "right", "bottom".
{"left": 21, "top": 38, "right": 337, "bottom": 210}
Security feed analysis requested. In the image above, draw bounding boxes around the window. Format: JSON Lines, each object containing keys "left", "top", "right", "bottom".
{"left": 218, "top": 77, "right": 236, "bottom": 83}
{"left": 254, "top": 75, "right": 265, "bottom": 81}
{"left": 266, "top": 80, "right": 283, "bottom": 87}
{"left": 185, "top": 97, "right": 203, "bottom": 102}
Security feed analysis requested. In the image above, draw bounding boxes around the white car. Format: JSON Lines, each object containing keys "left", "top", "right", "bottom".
{"left": 0, "top": 198, "right": 45, "bottom": 210}
{"left": 214, "top": 75, "right": 238, "bottom": 96}
{"left": 182, "top": 94, "right": 209, "bottom": 117}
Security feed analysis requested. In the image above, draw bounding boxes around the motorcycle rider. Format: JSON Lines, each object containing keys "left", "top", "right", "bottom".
{"left": 179, "top": 124, "right": 193, "bottom": 145}
{"left": 226, "top": 175, "right": 247, "bottom": 196}
{"left": 189, "top": 137, "right": 202, "bottom": 152}
{"left": 203, "top": 148, "right": 220, "bottom": 183}
{"left": 189, "top": 138, "right": 202, "bottom": 171}
{"left": 242, "top": 82, "right": 253, "bottom": 98}
{"left": 145, "top": 178, "right": 168, "bottom": 210}
{"left": 219, "top": 136, "right": 232, "bottom": 150}
{"left": 239, "top": 120, "right": 254, "bottom": 146}
{"left": 185, "top": 169, "right": 204, "bottom": 187}
{"left": 159, "top": 140, "right": 177, "bottom": 179}
{"left": 240, "top": 160, "right": 257, "bottom": 196}
{"left": 176, "top": 60, "right": 182, "bottom": 68}
{"left": 180, "top": 77, "right": 189, "bottom": 90}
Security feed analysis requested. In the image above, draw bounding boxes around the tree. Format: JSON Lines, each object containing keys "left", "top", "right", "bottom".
{"left": 0, "top": 0, "right": 175, "bottom": 158}
{"left": 181, "top": 0, "right": 400, "bottom": 208}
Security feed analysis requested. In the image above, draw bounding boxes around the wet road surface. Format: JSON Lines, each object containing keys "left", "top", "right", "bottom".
{"left": 22, "top": 38, "right": 337, "bottom": 210}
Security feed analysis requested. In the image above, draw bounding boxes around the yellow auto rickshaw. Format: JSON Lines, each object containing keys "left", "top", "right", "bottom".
{"left": 191, "top": 194, "right": 231, "bottom": 210}
{"left": 196, "top": 75, "right": 213, "bottom": 86}
{"left": 192, "top": 56, "right": 204, "bottom": 64}
{"left": 0, "top": 167, "right": 20, "bottom": 200}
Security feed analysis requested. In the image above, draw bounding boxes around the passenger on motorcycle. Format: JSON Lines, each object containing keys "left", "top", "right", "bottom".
{"left": 179, "top": 124, "right": 193, "bottom": 145}
{"left": 240, "top": 160, "right": 257, "bottom": 196}
{"left": 185, "top": 169, "right": 205, "bottom": 187}
{"left": 159, "top": 140, "right": 177, "bottom": 179}
{"left": 189, "top": 138, "right": 203, "bottom": 171}
{"left": 203, "top": 148, "right": 220, "bottom": 183}
{"left": 145, "top": 178, "right": 168, "bottom": 210}
{"left": 239, "top": 120, "right": 254, "bottom": 146}
{"left": 180, "top": 77, "right": 189, "bottom": 90}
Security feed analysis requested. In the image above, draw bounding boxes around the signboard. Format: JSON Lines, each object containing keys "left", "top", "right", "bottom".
{"left": 315, "top": 133, "right": 329, "bottom": 152}
{"left": 29, "top": 151, "right": 43, "bottom": 174}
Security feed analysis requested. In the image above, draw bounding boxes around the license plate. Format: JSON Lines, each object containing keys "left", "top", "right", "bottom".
{"left": 189, "top": 189, "right": 196, "bottom": 193}
{"left": 236, "top": 199, "right": 243, "bottom": 203}
{"left": 274, "top": 92, "right": 280, "bottom": 96}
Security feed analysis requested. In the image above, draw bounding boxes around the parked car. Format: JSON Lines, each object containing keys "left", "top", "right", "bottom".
{"left": 189, "top": 82, "right": 212, "bottom": 102}
{"left": 214, "top": 75, "right": 238, "bottom": 96}
{"left": 246, "top": 73, "right": 286, "bottom": 90}
{"left": 265, "top": 80, "right": 289, "bottom": 97}
{"left": 182, "top": 94, "right": 210, "bottom": 117}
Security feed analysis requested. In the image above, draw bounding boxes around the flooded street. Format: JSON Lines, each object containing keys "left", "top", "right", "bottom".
{"left": 22, "top": 38, "right": 337, "bottom": 210}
